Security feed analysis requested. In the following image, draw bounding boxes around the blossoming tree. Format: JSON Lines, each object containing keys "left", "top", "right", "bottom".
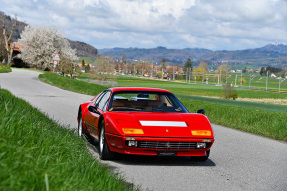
{"left": 18, "top": 26, "right": 77, "bottom": 70}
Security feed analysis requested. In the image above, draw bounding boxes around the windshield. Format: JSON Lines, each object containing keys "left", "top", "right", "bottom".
{"left": 108, "top": 91, "right": 188, "bottom": 113}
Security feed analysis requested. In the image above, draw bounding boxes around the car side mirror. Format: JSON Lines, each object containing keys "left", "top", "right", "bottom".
{"left": 88, "top": 106, "right": 100, "bottom": 114}
{"left": 197, "top": 109, "right": 205, "bottom": 115}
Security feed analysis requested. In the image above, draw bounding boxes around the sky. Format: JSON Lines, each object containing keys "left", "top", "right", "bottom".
{"left": 1, "top": 0, "right": 287, "bottom": 50}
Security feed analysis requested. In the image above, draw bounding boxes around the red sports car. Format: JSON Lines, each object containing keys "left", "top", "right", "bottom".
{"left": 77, "top": 87, "right": 214, "bottom": 161}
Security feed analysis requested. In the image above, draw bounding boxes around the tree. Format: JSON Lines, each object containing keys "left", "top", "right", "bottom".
{"left": 81, "top": 59, "right": 86, "bottom": 70}
{"left": 216, "top": 64, "right": 231, "bottom": 83}
{"left": 0, "top": 27, "right": 6, "bottom": 62}
{"left": 260, "top": 67, "right": 265, "bottom": 76}
{"left": 193, "top": 67, "right": 203, "bottom": 81}
{"left": 91, "top": 58, "right": 115, "bottom": 81}
{"left": 18, "top": 26, "right": 77, "bottom": 70}
{"left": 198, "top": 61, "right": 209, "bottom": 73}
{"left": 183, "top": 58, "right": 192, "bottom": 73}
{"left": 55, "top": 55, "right": 76, "bottom": 77}
{"left": 85, "top": 62, "right": 91, "bottom": 73}
{"left": 1, "top": 14, "right": 17, "bottom": 65}
{"left": 161, "top": 58, "right": 167, "bottom": 72}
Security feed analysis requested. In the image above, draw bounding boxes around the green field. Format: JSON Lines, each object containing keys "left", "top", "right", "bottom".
{"left": 0, "top": 89, "right": 137, "bottom": 191}
{"left": 116, "top": 76, "right": 287, "bottom": 99}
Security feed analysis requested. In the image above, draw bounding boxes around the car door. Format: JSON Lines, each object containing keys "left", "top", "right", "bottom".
{"left": 85, "top": 91, "right": 111, "bottom": 139}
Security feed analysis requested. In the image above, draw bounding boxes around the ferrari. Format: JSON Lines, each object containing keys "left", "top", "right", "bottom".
{"left": 77, "top": 87, "right": 214, "bottom": 161}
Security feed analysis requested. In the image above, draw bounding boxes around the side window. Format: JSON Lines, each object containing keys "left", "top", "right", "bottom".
{"left": 95, "top": 92, "right": 106, "bottom": 106}
{"left": 98, "top": 91, "right": 111, "bottom": 111}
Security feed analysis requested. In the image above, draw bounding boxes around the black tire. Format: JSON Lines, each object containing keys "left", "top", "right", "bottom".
{"left": 78, "top": 112, "right": 94, "bottom": 143}
{"left": 98, "top": 121, "right": 114, "bottom": 160}
{"left": 78, "top": 113, "right": 84, "bottom": 137}
{"left": 191, "top": 150, "right": 210, "bottom": 162}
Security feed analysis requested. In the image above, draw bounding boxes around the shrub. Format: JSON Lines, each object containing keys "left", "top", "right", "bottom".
{"left": 222, "top": 82, "right": 238, "bottom": 100}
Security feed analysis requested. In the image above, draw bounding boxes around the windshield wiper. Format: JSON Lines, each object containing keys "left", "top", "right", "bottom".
{"left": 151, "top": 108, "right": 166, "bottom": 112}
{"left": 112, "top": 106, "right": 144, "bottom": 111}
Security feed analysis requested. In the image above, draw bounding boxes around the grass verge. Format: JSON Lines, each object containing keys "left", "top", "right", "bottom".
{"left": 0, "top": 65, "right": 12, "bottom": 73}
{"left": 0, "top": 89, "right": 137, "bottom": 191}
{"left": 181, "top": 99, "right": 287, "bottom": 142}
{"left": 39, "top": 72, "right": 108, "bottom": 96}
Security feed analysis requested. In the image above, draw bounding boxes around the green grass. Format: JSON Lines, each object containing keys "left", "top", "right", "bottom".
{"left": 0, "top": 89, "right": 138, "bottom": 190}
{"left": 78, "top": 57, "right": 95, "bottom": 64}
{"left": 0, "top": 65, "right": 12, "bottom": 73}
{"left": 180, "top": 99, "right": 287, "bottom": 142}
{"left": 39, "top": 72, "right": 108, "bottom": 96}
{"left": 177, "top": 94, "right": 287, "bottom": 114}
{"left": 117, "top": 76, "right": 287, "bottom": 99}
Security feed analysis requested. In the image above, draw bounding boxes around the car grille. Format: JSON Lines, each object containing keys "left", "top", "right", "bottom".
{"left": 137, "top": 141, "right": 198, "bottom": 150}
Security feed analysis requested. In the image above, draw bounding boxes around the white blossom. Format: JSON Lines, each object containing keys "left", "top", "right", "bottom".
{"left": 18, "top": 25, "right": 77, "bottom": 69}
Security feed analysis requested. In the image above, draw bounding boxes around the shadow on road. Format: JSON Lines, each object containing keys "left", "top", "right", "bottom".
{"left": 87, "top": 142, "right": 215, "bottom": 167}
{"left": 112, "top": 154, "right": 216, "bottom": 167}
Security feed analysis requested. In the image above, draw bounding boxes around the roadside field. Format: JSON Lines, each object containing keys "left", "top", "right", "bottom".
{"left": 180, "top": 99, "right": 287, "bottom": 142}
{"left": 117, "top": 76, "right": 287, "bottom": 99}
{"left": 0, "top": 89, "right": 137, "bottom": 191}
{"left": 38, "top": 72, "right": 287, "bottom": 142}
{"left": 38, "top": 72, "right": 108, "bottom": 95}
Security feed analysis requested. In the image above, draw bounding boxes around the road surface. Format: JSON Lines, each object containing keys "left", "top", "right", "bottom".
{"left": 1, "top": 69, "right": 286, "bottom": 191}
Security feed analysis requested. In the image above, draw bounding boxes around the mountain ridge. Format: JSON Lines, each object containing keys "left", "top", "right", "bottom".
{"left": 98, "top": 44, "right": 287, "bottom": 67}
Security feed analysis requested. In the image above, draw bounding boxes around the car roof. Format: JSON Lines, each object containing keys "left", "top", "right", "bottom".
{"left": 108, "top": 87, "right": 171, "bottom": 93}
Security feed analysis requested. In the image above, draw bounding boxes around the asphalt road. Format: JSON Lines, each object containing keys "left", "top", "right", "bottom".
{"left": 1, "top": 69, "right": 287, "bottom": 191}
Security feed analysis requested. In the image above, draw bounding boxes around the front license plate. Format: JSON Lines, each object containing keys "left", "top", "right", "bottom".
{"left": 157, "top": 150, "right": 177, "bottom": 156}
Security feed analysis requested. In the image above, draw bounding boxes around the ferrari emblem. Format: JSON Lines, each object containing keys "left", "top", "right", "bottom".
{"left": 166, "top": 129, "right": 169, "bottom": 132}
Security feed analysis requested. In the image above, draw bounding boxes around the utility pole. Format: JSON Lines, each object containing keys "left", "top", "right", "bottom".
{"left": 249, "top": 73, "right": 251, "bottom": 89}
{"left": 189, "top": 68, "right": 191, "bottom": 83}
{"left": 173, "top": 67, "right": 175, "bottom": 81}
{"left": 241, "top": 71, "right": 243, "bottom": 88}
{"left": 202, "top": 69, "right": 204, "bottom": 83}
{"left": 220, "top": 69, "right": 222, "bottom": 85}
{"left": 266, "top": 71, "right": 268, "bottom": 91}
{"left": 185, "top": 68, "right": 188, "bottom": 83}
{"left": 162, "top": 67, "right": 163, "bottom": 80}
{"left": 279, "top": 78, "right": 287, "bottom": 93}
{"left": 235, "top": 74, "right": 237, "bottom": 87}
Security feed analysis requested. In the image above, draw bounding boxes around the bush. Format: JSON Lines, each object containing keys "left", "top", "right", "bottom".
{"left": 222, "top": 82, "right": 238, "bottom": 100}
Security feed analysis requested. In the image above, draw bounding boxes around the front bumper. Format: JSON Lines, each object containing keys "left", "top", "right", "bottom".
{"left": 105, "top": 133, "right": 214, "bottom": 157}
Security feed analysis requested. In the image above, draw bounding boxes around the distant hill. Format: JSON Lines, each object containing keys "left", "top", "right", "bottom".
{"left": 98, "top": 46, "right": 212, "bottom": 64}
{"left": 0, "top": 11, "right": 98, "bottom": 59}
{"left": 99, "top": 44, "right": 287, "bottom": 68}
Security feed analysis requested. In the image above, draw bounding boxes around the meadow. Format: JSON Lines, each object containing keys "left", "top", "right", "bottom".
{"left": 0, "top": 89, "right": 138, "bottom": 191}
{"left": 116, "top": 76, "right": 287, "bottom": 99}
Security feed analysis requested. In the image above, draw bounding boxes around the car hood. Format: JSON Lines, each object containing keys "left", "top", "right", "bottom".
{"left": 105, "top": 112, "right": 213, "bottom": 138}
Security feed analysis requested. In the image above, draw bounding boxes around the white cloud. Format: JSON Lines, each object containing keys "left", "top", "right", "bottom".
{"left": 0, "top": 0, "right": 286, "bottom": 50}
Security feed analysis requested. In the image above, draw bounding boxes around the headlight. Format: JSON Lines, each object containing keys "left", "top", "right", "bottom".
{"left": 122, "top": 128, "right": 144, "bottom": 134}
{"left": 196, "top": 142, "right": 206, "bottom": 149}
{"left": 127, "top": 141, "right": 138, "bottom": 147}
